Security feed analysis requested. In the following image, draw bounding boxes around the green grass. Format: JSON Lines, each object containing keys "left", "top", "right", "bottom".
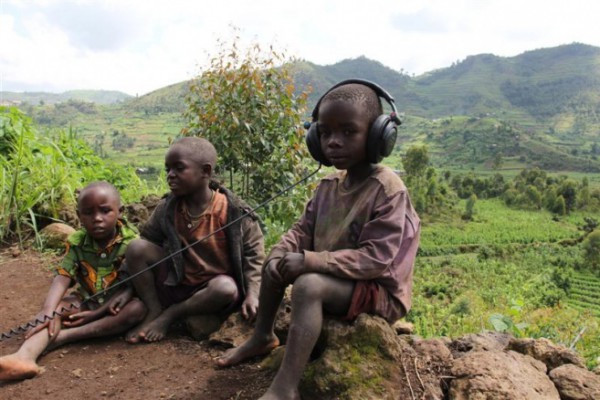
{"left": 410, "top": 198, "right": 600, "bottom": 368}
{"left": 419, "top": 198, "right": 581, "bottom": 256}
{"left": 567, "top": 271, "right": 600, "bottom": 316}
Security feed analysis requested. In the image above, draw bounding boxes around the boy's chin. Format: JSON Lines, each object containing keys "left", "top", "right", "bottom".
{"left": 89, "top": 229, "right": 117, "bottom": 243}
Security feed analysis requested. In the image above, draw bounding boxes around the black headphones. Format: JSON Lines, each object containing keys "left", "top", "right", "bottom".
{"left": 304, "top": 79, "right": 402, "bottom": 166}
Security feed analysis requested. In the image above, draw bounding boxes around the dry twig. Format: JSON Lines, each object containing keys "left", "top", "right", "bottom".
{"left": 414, "top": 357, "right": 425, "bottom": 392}
{"left": 401, "top": 355, "right": 416, "bottom": 400}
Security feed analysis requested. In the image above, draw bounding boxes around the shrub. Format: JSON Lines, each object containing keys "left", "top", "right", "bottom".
{"left": 582, "top": 230, "right": 600, "bottom": 272}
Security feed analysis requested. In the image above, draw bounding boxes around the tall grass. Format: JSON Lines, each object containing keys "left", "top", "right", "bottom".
{"left": 0, "top": 106, "right": 154, "bottom": 247}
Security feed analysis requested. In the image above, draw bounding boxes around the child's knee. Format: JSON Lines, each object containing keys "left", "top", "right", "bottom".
{"left": 208, "top": 275, "right": 238, "bottom": 303}
{"left": 125, "top": 238, "right": 149, "bottom": 258}
{"left": 291, "top": 273, "right": 325, "bottom": 298}
{"left": 125, "top": 239, "right": 162, "bottom": 263}
{"left": 124, "top": 299, "right": 147, "bottom": 324}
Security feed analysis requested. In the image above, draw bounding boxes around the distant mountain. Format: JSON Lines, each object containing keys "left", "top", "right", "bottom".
{"left": 290, "top": 56, "right": 411, "bottom": 106}
{"left": 126, "top": 43, "right": 600, "bottom": 124}
{"left": 126, "top": 81, "right": 190, "bottom": 113}
{"left": 1, "top": 89, "right": 131, "bottom": 105}
{"left": 405, "top": 43, "right": 600, "bottom": 120}
{"left": 12, "top": 43, "right": 600, "bottom": 172}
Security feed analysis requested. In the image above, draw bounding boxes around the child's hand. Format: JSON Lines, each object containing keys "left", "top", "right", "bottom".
{"left": 25, "top": 311, "right": 61, "bottom": 339}
{"left": 241, "top": 292, "right": 258, "bottom": 321}
{"left": 106, "top": 289, "right": 132, "bottom": 315}
{"left": 264, "top": 259, "right": 284, "bottom": 284}
{"left": 62, "top": 308, "right": 103, "bottom": 327}
{"left": 277, "top": 252, "right": 306, "bottom": 284}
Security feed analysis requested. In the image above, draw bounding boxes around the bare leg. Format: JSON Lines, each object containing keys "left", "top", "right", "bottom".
{"left": 260, "top": 273, "right": 354, "bottom": 400}
{"left": 0, "top": 296, "right": 80, "bottom": 380}
{"left": 125, "top": 239, "right": 166, "bottom": 343}
{"left": 0, "top": 330, "right": 48, "bottom": 380}
{"left": 51, "top": 298, "right": 146, "bottom": 348}
{"left": 0, "top": 299, "right": 145, "bottom": 381}
{"left": 141, "top": 275, "right": 238, "bottom": 342}
{"left": 216, "top": 268, "right": 286, "bottom": 367}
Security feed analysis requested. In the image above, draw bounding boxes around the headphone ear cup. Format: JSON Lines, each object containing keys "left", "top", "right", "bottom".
{"left": 367, "top": 115, "right": 398, "bottom": 163}
{"left": 305, "top": 123, "right": 332, "bottom": 166}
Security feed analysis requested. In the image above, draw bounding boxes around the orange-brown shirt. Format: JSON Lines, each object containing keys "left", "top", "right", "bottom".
{"left": 174, "top": 190, "right": 230, "bottom": 286}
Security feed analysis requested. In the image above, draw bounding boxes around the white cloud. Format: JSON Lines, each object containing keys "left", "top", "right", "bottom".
{"left": 1, "top": 0, "right": 600, "bottom": 95}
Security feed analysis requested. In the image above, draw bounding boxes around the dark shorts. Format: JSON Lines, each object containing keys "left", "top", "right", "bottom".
{"left": 344, "top": 281, "right": 405, "bottom": 323}
{"left": 154, "top": 261, "right": 239, "bottom": 310}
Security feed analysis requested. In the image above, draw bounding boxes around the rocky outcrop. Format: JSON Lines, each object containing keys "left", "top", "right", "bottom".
{"left": 123, "top": 194, "right": 162, "bottom": 232}
{"left": 450, "top": 350, "right": 560, "bottom": 399}
{"left": 549, "top": 364, "right": 600, "bottom": 400}
{"left": 209, "top": 313, "right": 595, "bottom": 400}
{"left": 508, "top": 337, "right": 586, "bottom": 370}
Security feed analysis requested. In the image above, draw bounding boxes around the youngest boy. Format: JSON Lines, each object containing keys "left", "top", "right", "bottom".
{"left": 0, "top": 181, "right": 145, "bottom": 381}
{"left": 125, "top": 137, "right": 264, "bottom": 343}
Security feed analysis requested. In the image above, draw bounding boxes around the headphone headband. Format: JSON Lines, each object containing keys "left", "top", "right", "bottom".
{"left": 310, "top": 79, "right": 401, "bottom": 125}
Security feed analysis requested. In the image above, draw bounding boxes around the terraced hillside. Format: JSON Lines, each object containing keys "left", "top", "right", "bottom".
{"left": 568, "top": 271, "right": 600, "bottom": 317}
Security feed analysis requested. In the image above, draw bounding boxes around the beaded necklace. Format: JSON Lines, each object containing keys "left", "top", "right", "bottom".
{"left": 181, "top": 190, "right": 215, "bottom": 229}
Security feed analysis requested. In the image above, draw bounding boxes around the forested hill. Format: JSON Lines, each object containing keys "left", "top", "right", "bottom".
{"left": 5, "top": 42, "right": 600, "bottom": 125}
{"left": 294, "top": 43, "right": 600, "bottom": 122}
{"left": 122, "top": 43, "right": 600, "bottom": 124}
{"left": 5, "top": 43, "right": 600, "bottom": 172}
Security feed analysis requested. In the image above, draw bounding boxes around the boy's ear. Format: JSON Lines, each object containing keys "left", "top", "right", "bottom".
{"left": 202, "top": 163, "right": 213, "bottom": 176}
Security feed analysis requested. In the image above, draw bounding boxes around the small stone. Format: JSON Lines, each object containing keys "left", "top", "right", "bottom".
{"left": 391, "top": 320, "right": 414, "bottom": 335}
{"left": 71, "top": 368, "right": 83, "bottom": 378}
{"left": 10, "top": 247, "right": 21, "bottom": 257}
{"left": 107, "top": 366, "right": 121, "bottom": 374}
{"left": 185, "top": 314, "right": 222, "bottom": 340}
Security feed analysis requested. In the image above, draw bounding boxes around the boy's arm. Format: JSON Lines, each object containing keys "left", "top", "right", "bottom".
{"left": 266, "top": 196, "right": 317, "bottom": 265}
{"left": 25, "top": 274, "right": 72, "bottom": 339}
{"left": 303, "top": 190, "right": 419, "bottom": 280}
{"left": 240, "top": 216, "right": 265, "bottom": 299}
{"left": 140, "top": 200, "right": 167, "bottom": 244}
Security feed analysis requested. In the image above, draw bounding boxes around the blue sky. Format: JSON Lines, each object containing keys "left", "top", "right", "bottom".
{"left": 2, "top": 0, "right": 600, "bottom": 96}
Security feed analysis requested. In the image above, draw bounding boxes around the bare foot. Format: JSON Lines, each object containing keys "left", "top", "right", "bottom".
{"left": 126, "top": 310, "right": 161, "bottom": 344}
{"left": 0, "top": 355, "right": 40, "bottom": 381}
{"left": 216, "top": 334, "right": 280, "bottom": 367}
{"left": 259, "top": 387, "right": 301, "bottom": 400}
{"left": 140, "top": 314, "right": 171, "bottom": 342}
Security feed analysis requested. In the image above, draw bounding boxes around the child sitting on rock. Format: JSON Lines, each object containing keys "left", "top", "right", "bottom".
{"left": 0, "top": 181, "right": 145, "bottom": 381}
{"left": 217, "top": 80, "right": 421, "bottom": 400}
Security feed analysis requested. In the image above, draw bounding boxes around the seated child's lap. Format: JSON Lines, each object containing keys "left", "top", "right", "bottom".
{"left": 67, "top": 291, "right": 120, "bottom": 311}
{"left": 345, "top": 281, "right": 405, "bottom": 323}
{"left": 154, "top": 260, "right": 238, "bottom": 308}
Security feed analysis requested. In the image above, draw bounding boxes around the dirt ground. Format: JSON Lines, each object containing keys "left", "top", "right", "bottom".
{"left": 0, "top": 247, "right": 274, "bottom": 400}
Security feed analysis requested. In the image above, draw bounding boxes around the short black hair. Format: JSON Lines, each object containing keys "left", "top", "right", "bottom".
{"left": 171, "top": 137, "right": 217, "bottom": 168}
{"left": 321, "top": 83, "right": 383, "bottom": 126}
{"left": 78, "top": 181, "right": 121, "bottom": 206}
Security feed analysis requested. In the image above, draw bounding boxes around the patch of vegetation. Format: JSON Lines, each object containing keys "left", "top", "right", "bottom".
{"left": 0, "top": 106, "right": 157, "bottom": 246}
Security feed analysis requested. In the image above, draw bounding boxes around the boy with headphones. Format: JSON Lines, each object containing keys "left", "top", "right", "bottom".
{"left": 217, "top": 80, "right": 420, "bottom": 400}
